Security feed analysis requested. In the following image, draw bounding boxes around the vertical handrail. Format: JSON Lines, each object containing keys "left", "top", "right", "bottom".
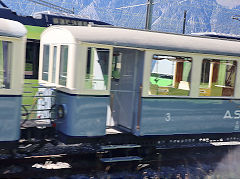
{"left": 136, "top": 85, "right": 143, "bottom": 130}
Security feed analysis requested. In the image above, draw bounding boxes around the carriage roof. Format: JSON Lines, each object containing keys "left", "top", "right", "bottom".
{"left": 0, "top": 18, "right": 27, "bottom": 38}
{"left": 41, "top": 25, "right": 240, "bottom": 57}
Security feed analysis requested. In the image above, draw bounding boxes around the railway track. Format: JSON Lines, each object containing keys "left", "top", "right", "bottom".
{"left": 0, "top": 153, "right": 98, "bottom": 178}
{"left": 0, "top": 142, "right": 239, "bottom": 178}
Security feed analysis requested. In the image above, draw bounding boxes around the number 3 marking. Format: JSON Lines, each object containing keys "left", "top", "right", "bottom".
{"left": 165, "top": 113, "right": 171, "bottom": 122}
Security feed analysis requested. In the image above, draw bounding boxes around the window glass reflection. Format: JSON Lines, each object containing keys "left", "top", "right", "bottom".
{"left": 149, "top": 55, "right": 192, "bottom": 96}
{"left": 199, "top": 59, "right": 237, "bottom": 97}
{"left": 0, "top": 41, "right": 11, "bottom": 89}
{"left": 59, "top": 45, "right": 68, "bottom": 86}
{"left": 85, "top": 47, "right": 110, "bottom": 90}
{"left": 42, "top": 45, "right": 49, "bottom": 81}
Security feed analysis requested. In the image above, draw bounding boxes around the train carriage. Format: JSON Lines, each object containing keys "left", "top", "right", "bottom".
{"left": 0, "top": 18, "right": 26, "bottom": 143}
{"left": 39, "top": 25, "right": 240, "bottom": 139}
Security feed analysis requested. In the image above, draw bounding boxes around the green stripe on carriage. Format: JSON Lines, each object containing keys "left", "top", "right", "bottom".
{"left": 25, "top": 25, "right": 46, "bottom": 39}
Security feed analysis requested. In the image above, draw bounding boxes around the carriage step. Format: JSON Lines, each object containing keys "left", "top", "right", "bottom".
{"left": 100, "top": 156, "right": 142, "bottom": 163}
{"left": 101, "top": 144, "right": 141, "bottom": 150}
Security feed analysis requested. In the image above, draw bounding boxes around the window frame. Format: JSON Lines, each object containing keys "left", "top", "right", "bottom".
{"left": 58, "top": 45, "right": 69, "bottom": 86}
{"left": 39, "top": 43, "right": 72, "bottom": 87}
{"left": 42, "top": 44, "right": 50, "bottom": 81}
{"left": 79, "top": 43, "right": 113, "bottom": 95}
{"left": 142, "top": 50, "right": 240, "bottom": 99}
{"left": 0, "top": 40, "right": 12, "bottom": 90}
{"left": 199, "top": 58, "right": 237, "bottom": 97}
{"left": 49, "top": 45, "right": 59, "bottom": 84}
{"left": 0, "top": 35, "right": 26, "bottom": 95}
{"left": 149, "top": 54, "right": 193, "bottom": 96}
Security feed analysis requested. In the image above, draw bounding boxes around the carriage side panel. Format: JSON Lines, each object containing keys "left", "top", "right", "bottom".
{"left": 139, "top": 98, "right": 240, "bottom": 136}
{"left": 55, "top": 91, "right": 108, "bottom": 137}
{"left": 0, "top": 96, "right": 21, "bottom": 141}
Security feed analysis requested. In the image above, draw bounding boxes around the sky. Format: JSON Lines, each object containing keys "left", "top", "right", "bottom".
{"left": 3, "top": 0, "right": 240, "bottom": 16}
{"left": 216, "top": 0, "right": 240, "bottom": 9}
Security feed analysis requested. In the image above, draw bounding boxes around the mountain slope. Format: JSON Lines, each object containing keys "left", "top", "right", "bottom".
{"left": 4, "top": 0, "right": 240, "bottom": 35}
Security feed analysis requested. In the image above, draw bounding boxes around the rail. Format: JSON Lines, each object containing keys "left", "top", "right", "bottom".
{"left": 21, "top": 81, "right": 56, "bottom": 128}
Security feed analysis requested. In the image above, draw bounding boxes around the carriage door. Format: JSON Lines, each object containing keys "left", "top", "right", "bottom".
{"left": 108, "top": 48, "right": 144, "bottom": 132}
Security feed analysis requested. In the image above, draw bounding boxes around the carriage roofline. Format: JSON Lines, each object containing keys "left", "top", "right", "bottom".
{"left": 0, "top": 18, "right": 27, "bottom": 38}
{"left": 41, "top": 25, "right": 240, "bottom": 57}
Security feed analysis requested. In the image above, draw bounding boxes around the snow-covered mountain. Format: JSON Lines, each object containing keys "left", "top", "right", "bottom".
{"left": 4, "top": 0, "right": 240, "bottom": 34}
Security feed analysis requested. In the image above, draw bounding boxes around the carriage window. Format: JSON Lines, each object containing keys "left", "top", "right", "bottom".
{"left": 85, "top": 47, "right": 110, "bottom": 90}
{"left": 199, "top": 59, "right": 237, "bottom": 97}
{"left": 59, "top": 19, "right": 65, "bottom": 25}
{"left": 149, "top": 55, "right": 192, "bottom": 96}
{"left": 59, "top": 45, "right": 68, "bottom": 86}
{"left": 0, "top": 41, "right": 11, "bottom": 89}
{"left": 77, "top": 21, "right": 83, "bottom": 26}
{"left": 42, "top": 45, "right": 50, "bottom": 81}
{"left": 65, "top": 19, "right": 70, "bottom": 25}
{"left": 52, "top": 46, "right": 57, "bottom": 83}
{"left": 72, "top": 20, "right": 78, "bottom": 25}
{"left": 52, "top": 18, "right": 59, "bottom": 24}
